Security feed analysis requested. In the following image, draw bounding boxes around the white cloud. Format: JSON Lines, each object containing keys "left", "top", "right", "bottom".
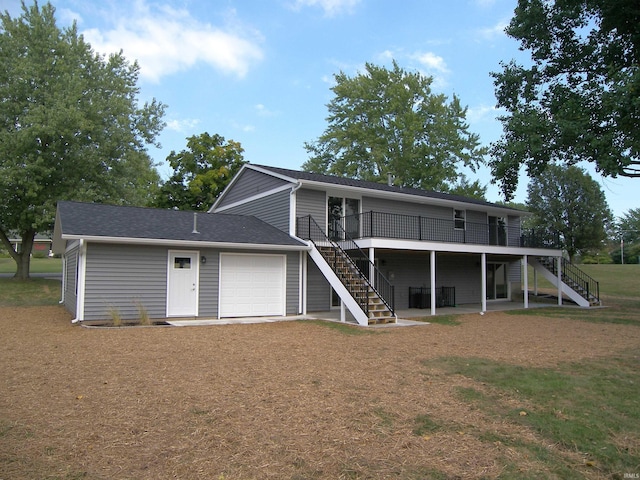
{"left": 466, "top": 104, "right": 501, "bottom": 123}
{"left": 376, "top": 50, "right": 394, "bottom": 63}
{"left": 166, "top": 118, "right": 201, "bottom": 133}
{"left": 57, "top": 7, "right": 82, "bottom": 26}
{"left": 411, "top": 51, "right": 450, "bottom": 74}
{"left": 477, "top": 20, "right": 509, "bottom": 41}
{"left": 289, "top": 0, "right": 361, "bottom": 16}
{"left": 473, "top": 0, "right": 497, "bottom": 7}
{"left": 81, "top": 1, "right": 263, "bottom": 83}
{"left": 255, "top": 104, "right": 279, "bottom": 117}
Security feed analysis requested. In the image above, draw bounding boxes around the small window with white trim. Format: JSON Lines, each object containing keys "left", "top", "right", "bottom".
{"left": 174, "top": 257, "right": 192, "bottom": 269}
{"left": 454, "top": 209, "right": 466, "bottom": 230}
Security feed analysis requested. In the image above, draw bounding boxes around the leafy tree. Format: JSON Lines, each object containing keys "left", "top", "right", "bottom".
{"left": 491, "top": 0, "right": 640, "bottom": 200}
{"left": 0, "top": 2, "right": 165, "bottom": 279}
{"left": 613, "top": 208, "right": 640, "bottom": 263}
{"left": 526, "top": 164, "right": 612, "bottom": 262}
{"left": 303, "top": 61, "right": 487, "bottom": 192}
{"left": 617, "top": 208, "right": 640, "bottom": 243}
{"left": 154, "top": 133, "right": 246, "bottom": 211}
{"left": 448, "top": 174, "right": 487, "bottom": 200}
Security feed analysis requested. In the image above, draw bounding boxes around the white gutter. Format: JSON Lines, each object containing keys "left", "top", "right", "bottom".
{"left": 59, "top": 234, "right": 310, "bottom": 251}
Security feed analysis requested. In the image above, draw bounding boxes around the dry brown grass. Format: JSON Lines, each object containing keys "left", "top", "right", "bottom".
{"left": 1, "top": 305, "right": 639, "bottom": 479}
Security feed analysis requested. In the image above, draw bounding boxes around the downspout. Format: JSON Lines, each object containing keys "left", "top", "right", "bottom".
{"left": 59, "top": 255, "right": 66, "bottom": 304}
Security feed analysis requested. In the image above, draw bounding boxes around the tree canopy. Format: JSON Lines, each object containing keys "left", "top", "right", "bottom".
{"left": 0, "top": 1, "right": 165, "bottom": 279}
{"left": 526, "top": 164, "right": 612, "bottom": 262}
{"left": 153, "top": 133, "right": 246, "bottom": 211}
{"left": 303, "top": 61, "right": 487, "bottom": 194}
{"left": 491, "top": 0, "right": 640, "bottom": 200}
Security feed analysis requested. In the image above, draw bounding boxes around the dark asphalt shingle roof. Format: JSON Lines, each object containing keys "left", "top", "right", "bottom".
{"left": 252, "top": 164, "right": 524, "bottom": 212}
{"left": 55, "top": 201, "right": 306, "bottom": 247}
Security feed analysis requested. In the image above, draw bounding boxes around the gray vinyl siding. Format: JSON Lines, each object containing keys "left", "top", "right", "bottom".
{"left": 63, "top": 244, "right": 78, "bottom": 317}
{"left": 465, "top": 210, "right": 489, "bottom": 244}
{"left": 435, "top": 254, "right": 483, "bottom": 304}
{"left": 83, "top": 243, "right": 168, "bottom": 321}
{"left": 306, "top": 256, "right": 331, "bottom": 311}
{"left": 220, "top": 190, "right": 290, "bottom": 232}
{"left": 218, "top": 168, "right": 290, "bottom": 208}
{"left": 507, "top": 215, "right": 521, "bottom": 246}
{"left": 362, "top": 196, "right": 452, "bottom": 220}
{"left": 375, "top": 251, "right": 431, "bottom": 310}
{"left": 286, "top": 252, "right": 301, "bottom": 315}
{"left": 296, "top": 188, "right": 326, "bottom": 229}
{"left": 198, "top": 248, "right": 219, "bottom": 317}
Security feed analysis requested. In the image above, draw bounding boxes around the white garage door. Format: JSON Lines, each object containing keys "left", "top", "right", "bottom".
{"left": 219, "top": 254, "right": 286, "bottom": 317}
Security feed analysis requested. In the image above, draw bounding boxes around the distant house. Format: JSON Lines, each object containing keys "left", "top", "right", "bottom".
{"left": 52, "top": 164, "right": 600, "bottom": 325}
{"left": 8, "top": 233, "right": 52, "bottom": 256}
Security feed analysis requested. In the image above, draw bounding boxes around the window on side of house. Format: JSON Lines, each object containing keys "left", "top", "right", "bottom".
{"left": 454, "top": 209, "right": 466, "bottom": 230}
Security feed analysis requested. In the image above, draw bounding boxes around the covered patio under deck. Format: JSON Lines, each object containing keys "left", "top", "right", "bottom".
{"left": 354, "top": 238, "right": 566, "bottom": 316}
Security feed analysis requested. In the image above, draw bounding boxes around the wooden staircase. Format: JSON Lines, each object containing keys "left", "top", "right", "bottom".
{"left": 316, "top": 245, "right": 396, "bottom": 325}
{"left": 529, "top": 256, "right": 601, "bottom": 307}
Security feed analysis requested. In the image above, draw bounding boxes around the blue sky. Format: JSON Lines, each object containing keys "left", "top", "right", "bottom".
{"left": 2, "top": 0, "right": 637, "bottom": 218}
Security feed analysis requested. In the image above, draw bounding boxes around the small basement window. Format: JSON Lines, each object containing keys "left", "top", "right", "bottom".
{"left": 454, "top": 209, "right": 466, "bottom": 230}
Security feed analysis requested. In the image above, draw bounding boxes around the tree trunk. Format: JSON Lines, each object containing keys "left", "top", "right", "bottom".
{"left": 0, "top": 228, "right": 36, "bottom": 280}
{"left": 14, "top": 230, "right": 36, "bottom": 280}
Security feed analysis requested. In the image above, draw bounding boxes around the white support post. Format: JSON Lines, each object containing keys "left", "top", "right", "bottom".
{"left": 300, "top": 251, "right": 307, "bottom": 315}
{"left": 340, "top": 301, "right": 346, "bottom": 323}
{"left": 523, "top": 255, "right": 528, "bottom": 309}
{"left": 430, "top": 250, "right": 436, "bottom": 316}
{"left": 369, "top": 247, "right": 375, "bottom": 288}
{"left": 557, "top": 256, "right": 563, "bottom": 306}
{"left": 481, "top": 253, "right": 487, "bottom": 313}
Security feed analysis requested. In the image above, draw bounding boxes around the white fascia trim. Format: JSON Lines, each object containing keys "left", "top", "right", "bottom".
{"left": 61, "top": 234, "right": 310, "bottom": 252}
{"left": 298, "top": 179, "right": 525, "bottom": 217}
{"left": 357, "top": 237, "right": 562, "bottom": 257}
{"left": 212, "top": 184, "right": 294, "bottom": 213}
{"left": 247, "top": 164, "right": 299, "bottom": 183}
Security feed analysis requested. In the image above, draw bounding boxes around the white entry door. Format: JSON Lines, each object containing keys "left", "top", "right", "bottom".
{"left": 167, "top": 251, "right": 199, "bottom": 316}
{"left": 219, "top": 254, "right": 285, "bottom": 317}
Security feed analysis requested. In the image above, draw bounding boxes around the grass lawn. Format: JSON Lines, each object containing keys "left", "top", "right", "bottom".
{"left": 0, "top": 256, "right": 62, "bottom": 274}
{"left": 0, "top": 278, "right": 61, "bottom": 307}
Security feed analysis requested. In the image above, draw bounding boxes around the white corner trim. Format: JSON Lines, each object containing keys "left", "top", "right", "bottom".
{"left": 76, "top": 239, "right": 87, "bottom": 322}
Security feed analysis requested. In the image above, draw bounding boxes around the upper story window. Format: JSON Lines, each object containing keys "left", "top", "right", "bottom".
{"left": 454, "top": 209, "right": 466, "bottom": 230}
